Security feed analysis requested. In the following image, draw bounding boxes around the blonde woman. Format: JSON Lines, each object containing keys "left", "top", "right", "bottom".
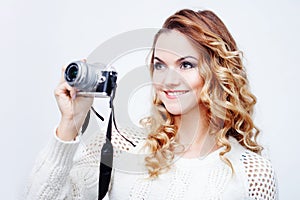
{"left": 26, "top": 9, "right": 278, "bottom": 199}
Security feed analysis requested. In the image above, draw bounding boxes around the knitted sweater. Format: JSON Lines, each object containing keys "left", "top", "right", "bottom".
{"left": 25, "top": 116, "right": 278, "bottom": 200}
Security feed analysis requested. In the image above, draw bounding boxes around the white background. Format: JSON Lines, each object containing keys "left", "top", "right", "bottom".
{"left": 1, "top": 0, "right": 299, "bottom": 199}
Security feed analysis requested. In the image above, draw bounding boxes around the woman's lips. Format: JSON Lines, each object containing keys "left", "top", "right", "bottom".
{"left": 163, "top": 90, "right": 189, "bottom": 99}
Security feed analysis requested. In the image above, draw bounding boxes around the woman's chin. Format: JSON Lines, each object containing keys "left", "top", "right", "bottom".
{"left": 165, "top": 104, "right": 186, "bottom": 116}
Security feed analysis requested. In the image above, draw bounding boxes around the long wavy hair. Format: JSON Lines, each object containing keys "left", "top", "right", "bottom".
{"left": 143, "top": 9, "right": 262, "bottom": 178}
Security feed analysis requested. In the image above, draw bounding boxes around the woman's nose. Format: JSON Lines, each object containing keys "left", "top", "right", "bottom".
{"left": 162, "top": 68, "right": 181, "bottom": 88}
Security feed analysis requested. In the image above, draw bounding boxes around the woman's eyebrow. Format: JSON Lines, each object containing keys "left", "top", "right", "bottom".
{"left": 177, "top": 56, "right": 198, "bottom": 62}
{"left": 154, "top": 56, "right": 198, "bottom": 64}
{"left": 154, "top": 57, "right": 166, "bottom": 64}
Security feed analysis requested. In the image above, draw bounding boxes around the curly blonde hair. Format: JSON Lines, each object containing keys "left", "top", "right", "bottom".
{"left": 143, "top": 9, "right": 262, "bottom": 178}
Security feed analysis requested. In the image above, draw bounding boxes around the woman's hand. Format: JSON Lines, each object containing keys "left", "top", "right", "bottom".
{"left": 54, "top": 62, "right": 94, "bottom": 141}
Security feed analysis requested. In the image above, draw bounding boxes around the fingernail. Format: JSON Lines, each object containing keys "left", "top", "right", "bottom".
{"left": 72, "top": 93, "right": 76, "bottom": 100}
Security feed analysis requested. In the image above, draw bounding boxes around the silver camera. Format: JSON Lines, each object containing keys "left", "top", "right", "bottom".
{"left": 64, "top": 61, "right": 117, "bottom": 98}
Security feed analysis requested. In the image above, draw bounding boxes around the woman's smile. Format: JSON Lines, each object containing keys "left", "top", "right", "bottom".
{"left": 163, "top": 89, "right": 190, "bottom": 99}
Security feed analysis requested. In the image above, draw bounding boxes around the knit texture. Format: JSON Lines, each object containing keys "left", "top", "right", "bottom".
{"left": 25, "top": 115, "right": 278, "bottom": 200}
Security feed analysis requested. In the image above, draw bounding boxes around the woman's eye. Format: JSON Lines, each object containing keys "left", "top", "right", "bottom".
{"left": 154, "top": 62, "right": 165, "bottom": 70}
{"left": 180, "top": 61, "right": 196, "bottom": 69}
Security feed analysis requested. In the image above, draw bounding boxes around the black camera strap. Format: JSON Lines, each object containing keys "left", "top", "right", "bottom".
{"left": 80, "top": 85, "right": 136, "bottom": 199}
{"left": 97, "top": 87, "right": 115, "bottom": 200}
{"left": 81, "top": 106, "right": 113, "bottom": 200}
{"left": 98, "top": 111, "right": 113, "bottom": 200}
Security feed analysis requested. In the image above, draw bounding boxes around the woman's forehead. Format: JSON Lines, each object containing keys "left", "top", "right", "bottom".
{"left": 154, "top": 30, "right": 200, "bottom": 59}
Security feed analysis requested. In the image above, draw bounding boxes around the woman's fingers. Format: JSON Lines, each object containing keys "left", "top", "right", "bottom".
{"left": 54, "top": 82, "right": 73, "bottom": 99}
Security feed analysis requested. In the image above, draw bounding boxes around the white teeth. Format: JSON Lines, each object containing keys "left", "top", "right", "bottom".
{"left": 166, "top": 91, "right": 188, "bottom": 96}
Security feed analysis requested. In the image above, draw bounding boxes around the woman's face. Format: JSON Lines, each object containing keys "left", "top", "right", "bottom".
{"left": 152, "top": 30, "right": 204, "bottom": 115}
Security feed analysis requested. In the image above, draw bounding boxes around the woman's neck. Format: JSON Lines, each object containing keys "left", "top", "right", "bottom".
{"left": 174, "top": 104, "right": 218, "bottom": 158}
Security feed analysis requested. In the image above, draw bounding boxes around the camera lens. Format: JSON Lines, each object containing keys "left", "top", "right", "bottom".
{"left": 65, "top": 63, "right": 79, "bottom": 82}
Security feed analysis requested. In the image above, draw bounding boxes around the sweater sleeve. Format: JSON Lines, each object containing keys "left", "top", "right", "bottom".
{"left": 241, "top": 150, "right": 279, "bottom": 200}
{"left": 25, "top": 129, "right": 81, "bottom": 200}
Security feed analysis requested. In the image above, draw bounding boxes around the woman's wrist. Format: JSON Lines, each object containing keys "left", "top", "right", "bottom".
{"left": 56, "top": 118, "right": 79, "bottom": 141}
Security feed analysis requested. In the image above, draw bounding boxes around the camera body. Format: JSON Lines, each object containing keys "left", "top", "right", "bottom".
{"left": 64, "top": 61, "right": 117, "bottom": 97}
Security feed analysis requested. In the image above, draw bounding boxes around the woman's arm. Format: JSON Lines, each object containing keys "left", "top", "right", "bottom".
{"left": 25, "top": 131, "right": 80, "bottom": 199}
{"left": 25, "top": 62, "right": 94, "bottom": 199}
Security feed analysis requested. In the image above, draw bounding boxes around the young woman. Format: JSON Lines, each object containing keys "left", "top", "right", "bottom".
{"left": 26, "top": 9, "right": 278, "bottom": 199}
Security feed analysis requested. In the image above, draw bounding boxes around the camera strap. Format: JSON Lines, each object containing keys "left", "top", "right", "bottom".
{"left": 98, "top": 111, "right": 113, "bottom": 200}
{"left": 80, "top": 84, "right": 136, "bottom": 199}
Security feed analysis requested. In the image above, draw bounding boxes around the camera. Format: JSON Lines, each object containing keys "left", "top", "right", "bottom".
{"left": 64, "top": 61, "right": 117, "bottom": 98}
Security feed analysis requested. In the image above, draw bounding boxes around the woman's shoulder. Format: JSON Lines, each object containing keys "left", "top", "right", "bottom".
{"left": 228, "top": 137, "right": 276, "bottom": 174}
{"left": 228, "top": 137, "right": 279, "bottom": 199}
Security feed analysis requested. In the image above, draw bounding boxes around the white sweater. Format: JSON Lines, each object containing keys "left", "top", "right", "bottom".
{"left": 25, "top": 116, "right": 278, "bottom": 200}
